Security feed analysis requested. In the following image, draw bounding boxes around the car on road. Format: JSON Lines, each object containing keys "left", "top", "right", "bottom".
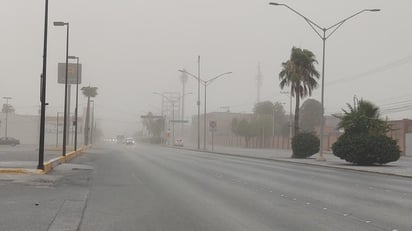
{"left": 0, "top": 137, "right": 20, "bottom": 146}
{"left": 125, "top": 137, "right": 136, "bottom": 145}
{"left": 174, "top": 139, "right": 184, "bottom": 147}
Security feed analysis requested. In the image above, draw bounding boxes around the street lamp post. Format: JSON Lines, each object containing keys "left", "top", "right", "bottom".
{"left": 178, "top": 57, "right": 201, "bottom": 149}
{"left": 54, "top": 21, "right": 70, "bottom": 156}
{"left": 2, "top": 97, "right": 12, "bottom": 138}
{"left": 68, "top": 56, "right": 80, "bottom": 151}
{"left": 38, "top": 0, "right": 49, "bottom": 170}
{"left": 179, "top": 70, "right": 232, "bottom": 150}
{"left": 269, "top": 2, "right": 380, "bottom": 160}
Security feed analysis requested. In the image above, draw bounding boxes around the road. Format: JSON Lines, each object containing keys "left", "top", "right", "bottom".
{"left": 77, "top": 143, "right": 411, "bottom": 231}
{"left": 0, "top": 143, "right": 411, "bottom": 230}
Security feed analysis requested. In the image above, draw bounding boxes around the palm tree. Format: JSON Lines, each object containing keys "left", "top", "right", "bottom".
{"left": 279, "top": 47, "right": 320, "bottom": 136}
{"left": 337, "top": 99, "right": 389, "bottom": 135}
{"left": 81, "top": 86, "right": 98, "bottom": 145}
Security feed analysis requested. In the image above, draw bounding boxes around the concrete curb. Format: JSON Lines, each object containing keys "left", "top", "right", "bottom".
{"left": 43, "top": 145, "right": 91, "bottom": 174}
{"left": 175, "top": 146, "right": 412, "bottom": 179}
{"left": 0, "top": 168, "right": 43, "bottom": 174}
{"left": 0, "top": 145, "right": 91, "bottom": 175}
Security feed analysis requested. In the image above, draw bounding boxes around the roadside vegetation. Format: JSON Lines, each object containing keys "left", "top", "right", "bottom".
{"left": 291, "top": 132, "right": 319, "bottom": 158}
{"left": 332, "top": 100, "right": 400, "bottom": 165}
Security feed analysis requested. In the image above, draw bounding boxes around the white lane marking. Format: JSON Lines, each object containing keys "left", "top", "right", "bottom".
{"left": 323, "top": 207, "right": 328, "bottom": 210}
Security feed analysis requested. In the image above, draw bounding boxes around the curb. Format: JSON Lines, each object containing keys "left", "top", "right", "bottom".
{"left": 43, "top": 145, "right": 91, "bottom": 174}
{"left": 0, "top": 168, "right": 43, "bottom": 174}
{"left": 0, "top": 145, "right": 91, "bottom": 175}
{"left": 174, "top": 146, "right": 412, "bottom": 179}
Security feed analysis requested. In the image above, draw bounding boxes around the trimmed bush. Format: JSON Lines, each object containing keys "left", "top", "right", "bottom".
{"left": 332, "top": 133, "right": 400, "bottom": 165}
{"left": 291, "top": 132, "right": 320, "bottom": 158}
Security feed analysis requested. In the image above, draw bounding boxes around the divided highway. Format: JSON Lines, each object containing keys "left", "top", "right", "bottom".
{"left": 78, "top": 143, "right": 412, "bottom": 231}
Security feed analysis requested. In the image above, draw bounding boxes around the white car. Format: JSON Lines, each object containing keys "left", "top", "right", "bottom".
{"left": 125, "top": 137, "right": 135, "bottom": 145}
{"left": 174, "top": 139, "right": 184, "bottom": 147}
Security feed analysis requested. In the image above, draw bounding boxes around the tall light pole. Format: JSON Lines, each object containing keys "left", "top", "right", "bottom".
{"left": 2, "top": 97, "right": 12, "bottom": 138}
{"left": 269, "top": 2, "right": 380, "bottom": 160}
{"left": 54, "top": 21, "right": 70, "bottom": 156}
{"left": 68, "top": 55, "right": 80, "bottom": 151}
{"left": 178, "top": 57, "right": 201, "bottom": 149}
{"left": 179, "top": 70, "right": 232, "bottom": 150}
{"left": 38, "top": 0, "right": 49, "bottom": 170}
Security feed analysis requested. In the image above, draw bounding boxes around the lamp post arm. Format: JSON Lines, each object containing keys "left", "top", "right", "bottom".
{"left": 205, "top": 72, "right": 232, "bottom": 86}
{"left": 325, "top": 9, "right": 376, "bottom": 40}
{"left": 271, "top": 3, "right": 324, "bottom": 39}
{"left": 279, "top": 3, "right": 323, "bottom": 30}
{"left": 179, "top": 70, "right": 205, "bottom": 84}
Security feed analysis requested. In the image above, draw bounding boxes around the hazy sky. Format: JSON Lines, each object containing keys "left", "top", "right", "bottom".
{"left": 2, "top": 0, "right": 412, "bottom": 136}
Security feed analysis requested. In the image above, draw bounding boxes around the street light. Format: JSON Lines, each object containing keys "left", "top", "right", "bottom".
{"left": 269, "top": 2, "right": 380, "bottom": 160}
{"left": 38, "top": 0, "right": 49, "bottom": 170}
{"left": 54, "top": 21, "right": 70, "bottom": 156}
{"left": 68, "top": 55, "right": 80, "bottom": 151}
{"left": 178, "top": 56, "right": 201, "bottom": 150}
{"left": 179, "top": 70, "right": 232, "bottom": 150}
{"left": 2, "top": 97, "right": 12, "bottom": 138}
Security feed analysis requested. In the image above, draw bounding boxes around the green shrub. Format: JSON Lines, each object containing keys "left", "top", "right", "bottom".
{"left": 332, "top": 133, "right": 400, "bottom": 165}
{"left": 291, "top": 132, "right": 320, "bottom": 158}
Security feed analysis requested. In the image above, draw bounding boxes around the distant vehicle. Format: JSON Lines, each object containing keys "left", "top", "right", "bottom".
{"left": 174, "top": 139, "right": 184, "bottom": 147}
{"left": 0, "top": 137, "right": 20, "bottom": 146}
{"left": 125, "top": 137, "right": 135, "bottom": 145}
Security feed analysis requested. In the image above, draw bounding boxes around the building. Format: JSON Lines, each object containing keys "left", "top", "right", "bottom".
{"left": 0, "top": 112, "right": 84, "bottom": 147}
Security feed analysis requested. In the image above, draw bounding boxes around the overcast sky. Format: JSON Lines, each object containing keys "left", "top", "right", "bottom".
{"left": 2, "top": 0, "right": 412, "bottom": 136}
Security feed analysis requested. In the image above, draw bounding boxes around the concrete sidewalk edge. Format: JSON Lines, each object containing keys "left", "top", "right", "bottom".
{"left": 175, "top": 146, "right": 412, "bottom": 179}
{"left": 0, "top": 145, "right": 91, "bottom": 175}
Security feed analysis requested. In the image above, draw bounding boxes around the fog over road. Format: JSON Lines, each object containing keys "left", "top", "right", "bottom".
{"left": 77, "top": 144, "right": 411, "bottom": 231}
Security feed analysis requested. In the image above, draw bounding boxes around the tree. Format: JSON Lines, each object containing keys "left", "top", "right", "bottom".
{"left": 337, "top": 100, "right": 389, "bottom": 135}
{"left": 253, "top": 101, "right": 274, "bottom": 115}
{"left": 279, "top": 47, "right": 320, "bottom": 136}
{"left": 332, "top": 99, "right": 400, "bottom": 165}
{"left": 300, "top": 99, "right": 322, "bottom": 132}
{"left": 81, "top": 86, "right": 98, "bottom": 145}
{"left": 232, "top": 119, "right": 259, "bottom": 148}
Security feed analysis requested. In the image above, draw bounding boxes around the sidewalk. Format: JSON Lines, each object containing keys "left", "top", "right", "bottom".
{"left": 181, "top": 143, "right": 412, "bottom": 178}
{"left": 0, "top": 144, "right": 87, "bottom": 174}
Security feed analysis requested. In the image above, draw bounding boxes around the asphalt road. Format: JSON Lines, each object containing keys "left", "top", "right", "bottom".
{"left": 77, "top": 143, "right": 411, "bottom": 231}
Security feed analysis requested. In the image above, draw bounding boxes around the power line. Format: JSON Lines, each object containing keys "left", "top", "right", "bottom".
{"left": 327, "top": 55, "right": 412, "bottom": 86}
